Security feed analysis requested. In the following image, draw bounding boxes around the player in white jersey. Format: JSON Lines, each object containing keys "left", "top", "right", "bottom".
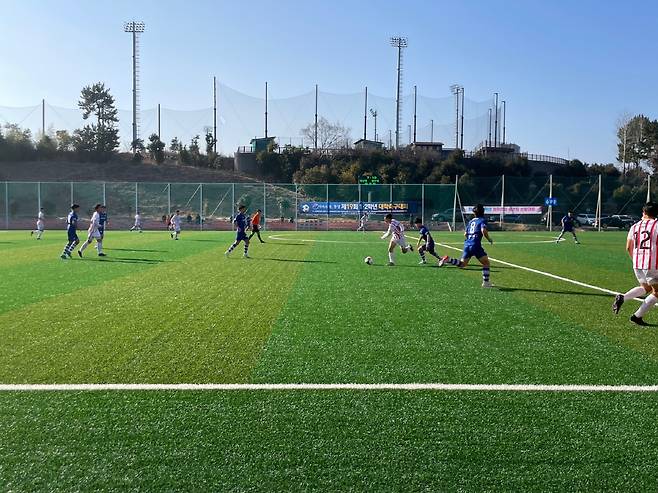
{"left": 357, "top": 211, "right": 369, "bottom": 232}
{"left": 381, "top": 213, "right": 413, "bottom": 266}
{"left": 169, "top": 210, "right": 182, "bottom": 240}
{"left": 78, "top": 204, "right": 103, "bottom": 258}
{"left": 130, "top": 212, "right": 143, "bottom": 232}
{"left": 31, "top": 208, "right": 45, "bottom": 239}
{"left": 612, "top": 202, "right": 658, "bottom": 326}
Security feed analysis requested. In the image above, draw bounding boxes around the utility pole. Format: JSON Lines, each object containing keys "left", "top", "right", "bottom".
{"left": 460, "top": 87, "right": 464, "bottom": 150}
{"left": 488, "top": 108, "right": 492, "bottom": 148}
{"left": 390, "top": 36, "right": 408, "bottom": 150}
{"left": 370, "top": 109, "right": 378, "bottom": 142}
{"left": 124, "top": 21, "right": 145, "bottom": 153}
{"left": 157, "top": 103, "right": 161, "bottom": 138}
{"left": 213, "top": 76, "right": 217, "bottom": 153}
{"left": 450, "top": 84, "right": 462, "bottom": 149}
{"left": 363, "top": 86, "right": 368, "bottom": 142}
{"left": 430, "top": 119, "right": 434, "bottom": 143}
{"left": 494, "top": 92, "right": 499, "bottom": 147}
{"left": 413, "top": 85, "right": 417, "bottom": 144}
{"left": 41, "top": 99, "right": 45, "bottom": 136}
{"left": 502, "top": 100, "right": 506, "bottom": 145}
{"left": 314, "top": 84, "right": 318, "bottom": 150}
{"left": 264, "top": 81, "right": 268, "bottom": 139}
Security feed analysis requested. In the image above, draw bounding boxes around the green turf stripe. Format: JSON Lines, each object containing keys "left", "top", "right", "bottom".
{"left": 0, "top": 232, "right": 311, "bottom": 383}
{"left": 1, "top": 391, "right": 657, "bottom": 490}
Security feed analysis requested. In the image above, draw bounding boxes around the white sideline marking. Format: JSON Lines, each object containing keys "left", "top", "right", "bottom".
{"left": 1, "top": 383, "right": 657, "bottom": 392}
{"left": 268, "top": 234, "right": 380, "bottom": 244}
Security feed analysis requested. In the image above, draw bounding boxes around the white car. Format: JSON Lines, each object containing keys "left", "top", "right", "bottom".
{"left": 575, "top": 213, "right": 596, "bottom": 226}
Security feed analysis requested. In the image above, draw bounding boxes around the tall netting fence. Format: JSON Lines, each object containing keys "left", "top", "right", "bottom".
{"left": 0, "top": 84, "right": 495, "bottom": 156}
{"left": 2, "top": 177, "right": 652, "bottom": 231}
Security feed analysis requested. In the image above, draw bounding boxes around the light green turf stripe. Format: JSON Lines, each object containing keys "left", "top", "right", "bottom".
{"left": 0, "top": 235, "right": 311, "bottom": 383}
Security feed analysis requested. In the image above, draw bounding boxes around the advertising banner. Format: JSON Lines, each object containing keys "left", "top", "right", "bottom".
{"left": 299, "top": 202, "right": 419, "bottom": 215}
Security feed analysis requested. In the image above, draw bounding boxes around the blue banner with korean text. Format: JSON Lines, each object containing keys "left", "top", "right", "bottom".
{"left": 299, "top": 202, "right": 419, "bottom": 215}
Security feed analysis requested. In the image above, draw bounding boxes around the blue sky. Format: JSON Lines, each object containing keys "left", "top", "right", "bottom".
{"left": 0, "top": 0, "right": 655, "bottom": 162}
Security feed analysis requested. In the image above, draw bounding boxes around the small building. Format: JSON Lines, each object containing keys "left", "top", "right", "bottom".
{"left": 411, "top": 141, "right": 444, "bottom": 153}
{"left": 354, "top": 139, "right": 385, "bottom": 151}
{"left": 250, "top": 136, "right": 276, "bottom": 153}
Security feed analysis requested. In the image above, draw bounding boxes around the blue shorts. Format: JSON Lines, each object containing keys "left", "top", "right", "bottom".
{"left": 67, "top": 230, "right": 79, "bottom": 242}
{"left": 236, "top": 231, "right": 248, "bottom": 242}
{"left": 421, "top": 242, "right": 436, "bottom": 254}
{"left": 562, "top": 226, "right": 573, "bottom": 233}
{"left": 462, "top": 244, "right": 487, "bottom": 260}
{"left": 98, "top": 227, "right": 105, "bottom": 236}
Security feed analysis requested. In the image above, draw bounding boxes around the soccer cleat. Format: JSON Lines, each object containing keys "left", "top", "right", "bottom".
{"left": 243, "top": 254, "right": 250, "bottom": 258}
{"left": 575, "top": 241, "right": 580, "bottom": 244}
{"left": 439, "top": 256, "right": 448, "bottom": 267}
{"left": 630, "top": 314, "right": 649, "bottom": 326}
{"left": 30, "top": 231, "right": 33, "bottom": 236}
{"left": 419, "top": 260, "right": 426, "bottom": 265}
{"left": 224, "top": 251, "right": 230, "bottom": 257}
{"left": 482, "top": 280, "right": 494, "bottom": 288}
{"left": 408, "top": 245, "right": 414, "bottom": 252}
{"left": 98, "top": 253, "right": 106, "bottom": 257}
{"left": 387, "top": 261, "right": 395, "bottom": 266}
{"left": 612, "top": 294, "right": 624, "bottom": 315}
{"left": 60, "top": 254, "right": 67, "bottom": 259}
{"left": 77, "top": 250, "right": 83, "bottom": 258}
{"left": 66, "top": 251, "right": 72, "bottom": 258}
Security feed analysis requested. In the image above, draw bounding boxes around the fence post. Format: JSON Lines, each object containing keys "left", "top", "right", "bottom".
{"left": 70, "top": 182, "right": 74, "bottom": 205}
{"left": 263, "top": 182, "right": 266, "bottom": 231}
{"left": 37, "top": 182, "right": 41, "bottom": 211}
{"left": 294, "top": 183, "right": 298, "bottom": 231}
{"left": 135, "top": 182, "right": 138, "bottom": 215}
{"left": 232, "top": 183, "right": 235, "bottom": 222}
{"left": 102, "top": 182, "right": 106, "bottom": 206}
{"left": 648, "top": 174, "right": 652, "bottom": 203}
{"left": 200, "top": 183, "right": 203, "bottom": 231}
{"left": 452, "top": 175, "right": 458, "bottom": 231}
{"left": 499, "top": 174, "right": 505, "bottom": 229}
{"left": 326, "top": 183, "right": 329, "bottom": 231}
{"left": 547, "top": 174, "right": 553, "bottom": 232}
{"left": 5, "top": 182, "right": 8, "bottom": 230}
{"left": 597, "top": 175, "right": 602, "bottom": 232}
{"left": 389, "top": 183, "right": 393, "bottom": 203}
{"left": 421, "top": 183, "right": 425, "bottom": 225}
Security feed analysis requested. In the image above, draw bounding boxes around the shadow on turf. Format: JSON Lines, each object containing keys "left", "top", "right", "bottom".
{"left": 497, "top": 286, "right": 611, "bottom": 297}
{"left": 107, "top": 248, "right": 169, "bottom": 253}
{"left": 259, "top": 257, "right": 337, "bottom": 264}
{"left": 84, "top": 257, "right": 168, "bottom": 264}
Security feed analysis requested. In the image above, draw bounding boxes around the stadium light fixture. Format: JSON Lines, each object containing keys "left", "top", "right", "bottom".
{"left": 390, "top": 36, "right": 408, "bottom": 150}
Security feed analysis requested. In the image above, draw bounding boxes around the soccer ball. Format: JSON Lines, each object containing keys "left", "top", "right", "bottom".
{"left": 364, "top": 256, "right": 373, "bottom": 265}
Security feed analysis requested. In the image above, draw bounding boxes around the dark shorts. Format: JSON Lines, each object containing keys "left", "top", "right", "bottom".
{"left": 562, "top": 227, "right": 573, "bottom": 233}
{"left": 462, "top": 244, "right": 487, "bottom": 260}
{"left": 420, "top": 242, "right": 436, "bottom": 254}
{"left": 236, "top": 231, "right": 248, "bottom": 242}
{"left": 252, "top": 225, "right": 260, "bottom": 232}
{"left": 98, "top": 227, "right": 105, "bottom": 236}
{"left": 67, "top": 230, "right": 79, "bottom": 242}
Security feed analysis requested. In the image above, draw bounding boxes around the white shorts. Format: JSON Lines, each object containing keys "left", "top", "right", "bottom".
{"left": 36, "top": 220, "right": 44, "bottom": 231}
{"left": 392, "top": 236, "right": 409, "bottom": 250}
{"left": 634, "top": 269, "right": 658, "bottom": 286}
{"left": 87, "top": 230, "right": 102, "bottom": 240}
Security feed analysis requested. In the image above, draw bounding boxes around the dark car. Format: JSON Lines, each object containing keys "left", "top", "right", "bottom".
{"left": 595, "top": 215, "right": 635, "bottom": 230}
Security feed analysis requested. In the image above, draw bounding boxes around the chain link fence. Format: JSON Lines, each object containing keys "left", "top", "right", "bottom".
{"left": 1, "top": 176, "right": 651, "bottom": 232}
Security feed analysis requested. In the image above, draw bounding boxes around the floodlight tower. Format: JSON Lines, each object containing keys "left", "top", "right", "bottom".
{"left": 124, "top": 21, "right": 145, "bottom": 152}
{"left": 390, "top": 36, "right": 407, "bottom": 150}
{"left": 450, "top": 84, "right": 462, "bottom": 149}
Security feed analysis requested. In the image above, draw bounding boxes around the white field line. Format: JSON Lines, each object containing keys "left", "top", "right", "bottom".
{"left": 1, "top": 383, "right": 658, "bottom": 392}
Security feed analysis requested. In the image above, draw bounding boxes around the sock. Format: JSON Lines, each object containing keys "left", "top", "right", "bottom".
{"left": 227, "top": 242, "right": 238, "bottom": 253}
{"left": 419, "top": 250, "right": 426, "bottom": 262}
{"left": 62, "top": 243, "right": 71, "bottom": 255}
{"left": 388, "top": 252, "right": 395, "bottom": 263}
{"left": 482, "top": 267, "right": 490, "bottom": 282}
{"left": 449, "top": 257, "right": 460, "bottom": 266}
{"left": 556, "top": 233, "right": 564, "bottom": 241}
{"left": 624, "top": 287, "right": 647, "bottom": 301}
{"left": 97, "top": 241, "right": 103, "bottom": 254}
{"left": 634, "top": 294, "right": 658, "bottom": 318}
{"left": 244, "top": 244, "right": 249, "bottom": 255}
{"left": 80, "top": 240, "right": 90, "bottom": 252}
{"left": 36, "top": 231, "right": 43, "bottom": 239}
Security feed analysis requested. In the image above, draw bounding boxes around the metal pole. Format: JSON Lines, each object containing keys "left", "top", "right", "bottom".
{"left": 452, "top": 175, "right": 458, "bottom": 231}
{"left": 295, "top": 183, "right": 298, "bottom": 231}
{"left": 200, "top": 184, "right": 203, "bottom": 230}
{"left": 314, "top": 84, "right": 318, "bottom": 150}
{"left": 264, "top": 82, "right": 268, "bottom": 139}
{"left": 455, "top": 90, "right": 459, "bottom": 148}
{"left": 232, "top": 183, "right": 235, "bottom": 222}
{"left": 132, "top": 30, "right": 137, "bottom": 152}
{"left": 421, "top": 183, "right": 425, "bottom": 225}
{"left": 494, "top": 92, "right": 499, "bottom": 147}
{"left": 42, "top": 99, "right": 45, "bottom": 136}
{"left": 326, "top": 184, "right": 329, "bottom": 231}
{"left": 395, "top": 44, "right": 402, "bottom": 149}
{"left": 102, "top": 182, "right": 106, "bottom": 205}
{"left": 263, "top": 183, "right": 266, "bottom": 230}
{"left": 488, "top": 109, "right": 492, "bottom": 148}
{"left": 157, "top": 103, "right": 161, "bottom": 138}
{"left": 413, "top": 85, "right": 417, "bottom": 144}
{"left": 460, "top": 88, "right": 465, "bottom": 150}
{"left": 648, "top": 174, "right": 652, "bottom": 203}
{"left": 37, "top": 182, "right": 41, "bottom": 211}
{"left": 390, "top": 183, "right": 393, "bottom": 204}
{"left": 167, "top": 183, "right": 171, "bottom": 214}
{"left": 213, "top": 76, "right": 217, "bottom": 153}
{"left": 502, "top": 100, "right": 506, "bottom": 145}
{"left": 71, "top": 182, "right": 74, "bottom": 205}
{"left": 499, "top": 175, "right": 504, "bottom": 228}
{"left": 135, "top": 182, "right": 138, "bottom": 215}
{"left": 363, "top": 86, "right": 368, "bottom": 142}
{"left": 430, "top": 119, "right": 434, "bottom": 143}
{"left": 5, "top": 182, "right": 8, "bottom": 230}
{"left": 548, "top": 174, "right": 553, "bottom": 232}
{"left": 598, "top": 175, "right": 602, "bottom": 232}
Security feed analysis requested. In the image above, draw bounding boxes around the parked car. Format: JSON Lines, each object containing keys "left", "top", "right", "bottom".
{"left": 431, "top": 209, "right": 456, "bottom": 223}
{"left": 575, "top": 213, "right": 596, "bottom": 226}
{"left": 594, "top": 215, "right": 635, "bottom": 230}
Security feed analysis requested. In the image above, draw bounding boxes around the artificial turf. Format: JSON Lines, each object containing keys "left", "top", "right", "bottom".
{"left": 1, "top": 228, "right": 657, "bottom": 490}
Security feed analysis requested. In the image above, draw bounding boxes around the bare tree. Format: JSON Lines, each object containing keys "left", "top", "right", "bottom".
{"left": 301, "top": 117, "right": 351, "bottom": 150}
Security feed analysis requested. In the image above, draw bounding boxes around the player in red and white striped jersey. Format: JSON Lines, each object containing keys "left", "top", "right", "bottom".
{"left": 381, "top": 213, "right": 413, "bottom": 266}
{"left": 612, "top": 202, "right": 658, "bottom": 326}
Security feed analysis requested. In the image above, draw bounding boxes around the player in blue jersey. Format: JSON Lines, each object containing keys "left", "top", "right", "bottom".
{"left": 225, "top": 205, "right": 250, "bottom": 258}
{"left": 97, "top": 205, "right": 108, "bottom": 256}
{"left": 439, "top": 204, "right": 494, "bottom": 287}
{"left": 414, "top": 217, "right": 441, "bottom": 265}
{"left": 556, "top": 211, "right": 580, "bottom": 244}
{"left": 60, "top": 204, "right": 80, "bottom": 259}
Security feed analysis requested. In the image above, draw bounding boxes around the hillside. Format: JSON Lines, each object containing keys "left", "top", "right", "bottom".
{"left": 0, "top": 159, "right": 257, "bottom": 183}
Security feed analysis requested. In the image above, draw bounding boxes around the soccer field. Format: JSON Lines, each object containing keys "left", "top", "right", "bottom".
{"left": 1, "top": 229, "right": 658, "bottom": 490}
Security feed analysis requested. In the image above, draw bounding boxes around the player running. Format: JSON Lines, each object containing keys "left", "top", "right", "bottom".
{"left": 78, "top": 204, "right": 102, "bottom": 257}
{"left": 60, "top": 204, "right": 80, "bottom": 259}
{"left": 439, "top": 204, "right": 494, "bottom": 288}
{"left": 170, "top": 210, "right": 182, "bottom": 240}
{"left": 96, "top": 205, "right": 108, "bottom": 256}
{"left": 556, "top": 211, "right": 580, "bottom": 244}
{"left": 381, "top": 213, "right": 413, "bottom": 266}
{"left": 31, "top": 207, "right": 45, "bottom": 239}
{"left": 130, "top": 212, "right": 143, "bottom": 232}
{"left": 357, "top": 211, "right": 369, "bottom": 232}
{"left": 225, "top": 205, "right": 250, "bottom": 258}
{"left": 414, "top": 217, "right": 441, "bottom": 265}
{"left": 248, "top": 209, "right": 265, "bottom": 243}
{"left": 612, "top": 202, "right": 658, "bottom": 326}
